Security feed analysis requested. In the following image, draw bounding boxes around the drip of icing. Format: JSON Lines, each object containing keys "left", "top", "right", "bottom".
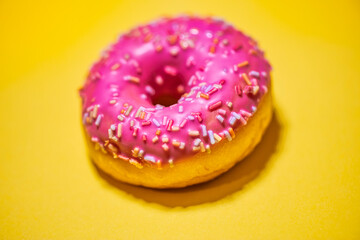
{"left": 79, "top": 15, "right": 272, "bottom": 167}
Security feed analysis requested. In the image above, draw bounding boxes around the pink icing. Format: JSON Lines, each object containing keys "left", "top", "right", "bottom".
{"left": 79, "top": 15, "right": 272, "bottom": 168}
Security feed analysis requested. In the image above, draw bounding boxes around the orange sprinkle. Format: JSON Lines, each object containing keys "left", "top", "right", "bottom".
{"left": 155, "top": 44, "right": 163, "bottom": 52}
{"left": 111, "top": 63, "right": 121, "bottom": 70}
{"left": 139, "top": 111, "right": 146, "bottom": 120}
{"left": 237, "top": 61, "right": 249, "bottom": 68}
{"left": 172, "top": 140, "right": 180, "bottom": 147}
{"left": 200, "top": 93, "right": 210, "bottom": 100}
{"left": 249, "top": 49, "right": 258, "bottom": 56}
{"left": 155, "top": 129, "right": 161, "bottom": 135}
{"left": 241, "top": 73, "right": 251, "bottom": 85}
{"left": 143, "top": 34, "right": 152, "bottom": 42}
{"left": 209, "top": 45, "right": 216, "bottom": 54}
{"left": 228, "top": 127, "right": 235, "bottom": 138}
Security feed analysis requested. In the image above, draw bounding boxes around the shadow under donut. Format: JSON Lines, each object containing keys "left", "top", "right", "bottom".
{"left": 91, "top": 110, "right": 283, "bottom": 208}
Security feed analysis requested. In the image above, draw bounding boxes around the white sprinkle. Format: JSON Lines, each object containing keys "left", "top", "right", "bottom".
{"left": 135, "top": 106, "right": 144, "bottom": 118}
{"left": 252, "top": 106, "right": 257, "bottom": 112}
{"left": 240, "top": 110, "right": 252, "bottom": 118}
{"left": 162, "top": 116, "right": 168, "bottom": 126}
{"left": 226, "top": 101, "right": 233, "bottom": 109}
{"left": 205, "top": 85, "right": 212, "bottom": 93}
{"left": 216, "top": 115, "right": 225, "bottom": 123}
{"left": 110, "top": 124, "right": 116, "bottom": 131}
{"left": 145, "top": 85, "right": 155, "bottom": 95}
{"left": 193, "top": 138, "right": 201, "bottom": 146}
{"left": 95, "top": 114, "right": 102, "bottom": 127}
{"left": 179, "top": 105, "right": 183, "bottom": 113}
{"left": 208, "top": 130, "right": 216, "bottom": 145}
{"left": 224, "top": 130, "right": 232, "bottom": 141}
{"left": 231, "top": 112, "right": 241, "bottom": 120}
{"left": 144, "top": 155, "right": 156, "bottom": 163}
{"left": 117, "top": 115, "right": 124, "bottom": 121}
{"left": 261, "top": 71, "right": 267, "bottom": 77}
{"left": 179, "top": 142, "right": 185, "bottom": 150}
{"left": 152, "top": 118, "right": 161, "bottom": 127}
{"left": 138, "top": 150, "right": 144, "bottom": 158}
{"left": 188, "top": 115, "right": 195, "bottom": 121}
{"left": 125, "top": 105, "right": 133, "bottom": 116}
{"left": 201, "top": 124, "right": 207, "bottom": 137}
{"left": 229, "top": 116, "right": 236, "bottom": 126}
{"left": 108, "top": 129, "right": 114, "bottom": 138}
{"left": 190, "top": 28, "right": 199, "bottom": 35}
{"left": 249, "top": 71, "right": 260, "bottom": 78}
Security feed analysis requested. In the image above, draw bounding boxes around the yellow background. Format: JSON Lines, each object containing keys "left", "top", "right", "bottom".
{"left": 1, "top": 0, "right": 360, "bottom": 239}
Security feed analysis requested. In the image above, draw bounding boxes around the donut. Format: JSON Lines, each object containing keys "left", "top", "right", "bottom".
{"left": 79, "top": 15, "right": 272, "bottom": 188}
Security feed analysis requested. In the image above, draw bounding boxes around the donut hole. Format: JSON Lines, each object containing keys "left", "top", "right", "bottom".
{"left": 146, "top": 66, "right": 188, "bottom": 107}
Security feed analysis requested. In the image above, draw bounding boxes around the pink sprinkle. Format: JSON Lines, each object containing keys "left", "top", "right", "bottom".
{"left": 186, "top": 56, "right": 195, "bottom": 68}
{"left": 166, "top": 119, "right": 174, "bottom": 131}
{"left": 218, "top": 109, "right": 227, "bottom": 116}
{"left": 164, "top": 65, "right": 178, "bottom": 76}
{"left": 133, "top": 127, "right": 138, "bottom": 137}
{"left": 207, "top": 87, "right": 218, "bottom": 95}
{"left": 208, "top": 101, "right": 222, "bottom": 111}
{"left": 142, "top": 134, "right": 147, "bottom": 142}
{"left": 235, "top": 85, "right": 242, "bottom": 96}
{"left": 141, "top": 120, "right": 151, "bottom": 126}
{"left": 180, "top": 119, "right": 187, "bottom": 128}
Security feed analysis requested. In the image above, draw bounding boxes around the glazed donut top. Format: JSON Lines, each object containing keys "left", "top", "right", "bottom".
{"left": 80, "top": 16, "right": 271, "bottom": 168}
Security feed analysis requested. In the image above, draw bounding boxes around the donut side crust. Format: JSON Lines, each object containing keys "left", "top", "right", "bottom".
{"left": 85, "top": 89, "right": 273, "bottom": 189}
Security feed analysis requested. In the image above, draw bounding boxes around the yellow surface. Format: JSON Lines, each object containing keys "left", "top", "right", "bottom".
{"left": 1, "top": 0, "right": 359, "bottom": 239}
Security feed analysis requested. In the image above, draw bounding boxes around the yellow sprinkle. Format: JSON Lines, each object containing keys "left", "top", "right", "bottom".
{"left": 109, "top": 99, "right": 117, "bottom": 105}
{"left": 129, "top": 159, "right": 143, "bottom": 169}
{"left": 155, "top": 129, "right": 161, "bottom": 135}
{"left": 200, "top": 142, "right": 205, "bottom": 152}
{"left": 132, "top": 147, "right": 139, "bottom": 157}
{"left": 91, "top": 105, "right": 98, "bottom": 118}
{"left": 117, "top": 123, "right": 122, "bottom": 138}
{"left": 192, "top": 146, "right": 201, "bottom": 152}
{"left": 152, "top": 136, "right": 159, "bottom": 143}
{"left": 214, "top": 133, "right": 222, "bottom": 142}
